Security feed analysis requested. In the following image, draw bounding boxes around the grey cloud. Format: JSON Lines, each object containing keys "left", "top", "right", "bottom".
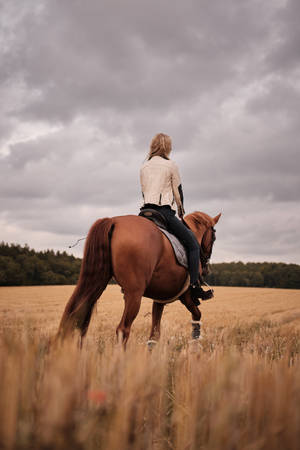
{"left": 267, "top": 0, "right": 300, "bottom": 73}
{"left": 1, "top": 0, "right": 300, "bottom": 263}
{"left": 0, "top": 119, "right": 141, "bottom": 208}
{"left": 3, "top": 0, "right": 275, "bottom": 123}
{"left": 246, "top": 78, "right": 300, "bottom": 124}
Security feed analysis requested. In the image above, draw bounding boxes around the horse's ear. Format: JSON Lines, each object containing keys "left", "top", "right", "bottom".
{"left": 213, "top": 213, "right": 221, "bottom": 225}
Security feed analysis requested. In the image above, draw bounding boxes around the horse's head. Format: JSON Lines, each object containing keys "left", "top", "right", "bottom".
{"left": 184, "top": 211, "right": 221, "bottom": 276}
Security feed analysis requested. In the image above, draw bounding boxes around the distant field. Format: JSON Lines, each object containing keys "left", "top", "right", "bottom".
{"left": 1, "top": 285, "right": 300, "bottom": 336}
{"left": 0, "top": 285, "right": 299, "bottom": 449}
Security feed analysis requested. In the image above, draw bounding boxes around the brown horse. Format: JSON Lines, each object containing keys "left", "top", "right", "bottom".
{"left": 58, "top": 211, "right": 221, "bottom": 344}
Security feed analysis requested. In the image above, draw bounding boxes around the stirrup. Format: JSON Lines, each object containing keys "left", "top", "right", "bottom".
{"left": 190, "top": 285, "right": 214, "bottom": 304}
{"left": 201, "top": 289, "right": 214, "bottom": 301}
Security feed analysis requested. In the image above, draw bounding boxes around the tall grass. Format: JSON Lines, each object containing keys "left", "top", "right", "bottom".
{"left": 0, "top": 318, "right": 299, "bottom": 449}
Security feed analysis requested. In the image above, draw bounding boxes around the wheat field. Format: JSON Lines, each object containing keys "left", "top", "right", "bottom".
{"left": 0, "top": 285, "right": 300, "bottom": 450}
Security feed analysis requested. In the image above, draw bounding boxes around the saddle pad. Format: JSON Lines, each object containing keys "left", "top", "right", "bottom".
{"left": 159, "top": 227, "right": 188, "bottom": 269}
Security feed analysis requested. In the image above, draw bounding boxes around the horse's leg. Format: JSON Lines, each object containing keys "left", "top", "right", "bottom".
{"left": 179, "top": 291, "right": 202, "bottom": 340}
{"left": 116, "top": 289, "right": 143, "bottom": 346}
{"left": 148, "top": 302, "right": 165, "bottom": 346}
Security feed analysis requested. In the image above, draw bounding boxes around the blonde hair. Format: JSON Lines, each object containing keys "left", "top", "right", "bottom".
{"left": 148, "top": 133, "right": 172, "bottom": 160}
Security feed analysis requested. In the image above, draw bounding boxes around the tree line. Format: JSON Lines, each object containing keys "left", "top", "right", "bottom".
{"left": 0, "top": 242, "right": 81, "bottom": 286}
{"left": 0, "top": 242, "right": 299, "bottom": 288}
{"left": 206, "top": 261, "right": 300, "bottom": 289}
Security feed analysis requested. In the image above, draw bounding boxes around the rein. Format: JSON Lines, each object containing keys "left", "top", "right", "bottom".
{"left": 200, "top": 227, "right": 216, "bottom": 269}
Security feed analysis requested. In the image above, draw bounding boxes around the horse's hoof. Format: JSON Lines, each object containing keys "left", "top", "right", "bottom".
{"left": 191, "top": 320, "right": 201, "bottom": 340}
{"left": 147, "top": 339, "right": 157, "bottom": 350}
{"left": 190, "top": 334, "right": 204, "bottom": 342}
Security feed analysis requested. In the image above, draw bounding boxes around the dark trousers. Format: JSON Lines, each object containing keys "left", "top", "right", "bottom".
{"left": 141, "top": 204, "right": 200, "bottom": 285}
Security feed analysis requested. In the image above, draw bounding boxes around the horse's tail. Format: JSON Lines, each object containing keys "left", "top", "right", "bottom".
{"left": 58, "top": 218, "right": 114, "bottom": 339}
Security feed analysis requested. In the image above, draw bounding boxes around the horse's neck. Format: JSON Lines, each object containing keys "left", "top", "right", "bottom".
{"left": 185, "top": 220, "right": 207, "bottom": 245}
{"left": 195, "top": 228, "right": 207, "bottom": 246}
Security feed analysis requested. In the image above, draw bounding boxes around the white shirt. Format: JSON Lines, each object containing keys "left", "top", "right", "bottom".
{"left": 140, "top": 156, "right": 184, "bottom": 214}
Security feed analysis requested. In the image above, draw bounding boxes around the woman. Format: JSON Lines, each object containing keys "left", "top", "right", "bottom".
{"left": 140, "top": 133, "right": 209, "bottom": 300}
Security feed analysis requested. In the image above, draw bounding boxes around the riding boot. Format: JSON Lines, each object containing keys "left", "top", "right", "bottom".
{"left": 190, "top": 283, "right": 214, "bottom": 305}
{"left": 197, "top": 275, "right": 214, "bottom": 300}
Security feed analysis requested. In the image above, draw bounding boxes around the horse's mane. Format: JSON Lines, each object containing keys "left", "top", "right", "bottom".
{"left": 185, "top": 211, "right": 213, "bottom": 229}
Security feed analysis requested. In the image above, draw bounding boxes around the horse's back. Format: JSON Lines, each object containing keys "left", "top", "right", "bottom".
{"left": 112, "top": 215, "right": 162, "bottom": 250}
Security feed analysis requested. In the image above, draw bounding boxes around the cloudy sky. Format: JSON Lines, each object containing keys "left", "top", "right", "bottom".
{"left": 1, "top": 0, "right": 300, "bottom": 263}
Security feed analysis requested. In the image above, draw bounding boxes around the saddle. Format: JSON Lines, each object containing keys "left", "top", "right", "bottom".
{"left": 139, "top": 208, "right": 188, "bottom": 269}
{"left": 138, "top": 208, "right": 168, "bottom": 230}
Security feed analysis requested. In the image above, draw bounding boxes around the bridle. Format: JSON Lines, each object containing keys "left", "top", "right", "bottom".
{"left": 200, "top": 226, "right": 216, "bottom": 271}
{"left": 181, "top": 218, "right": 216, "bottom": 271}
